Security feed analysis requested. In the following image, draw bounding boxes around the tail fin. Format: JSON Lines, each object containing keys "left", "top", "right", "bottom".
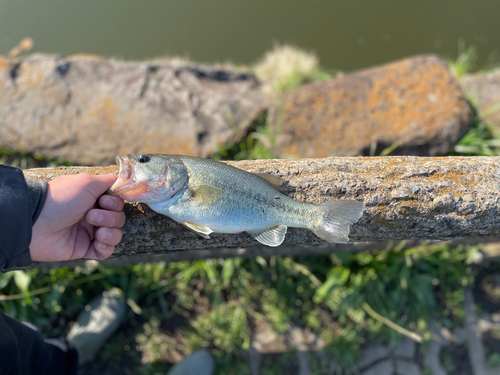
{"left": 313, "top": 200, "right": 365, "bottom": 244}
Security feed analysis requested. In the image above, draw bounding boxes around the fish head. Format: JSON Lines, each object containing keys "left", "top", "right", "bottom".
{"left": 109, "top": 154, "right": 188, "bottom": 204}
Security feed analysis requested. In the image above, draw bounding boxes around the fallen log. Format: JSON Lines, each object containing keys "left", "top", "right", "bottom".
{"left": 23, "top": 156, "right": 500, "bottom": 263}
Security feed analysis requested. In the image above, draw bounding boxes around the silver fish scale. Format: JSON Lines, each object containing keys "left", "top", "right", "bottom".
{"left": 156, "top": 155, "right": 320, "bottom": 234}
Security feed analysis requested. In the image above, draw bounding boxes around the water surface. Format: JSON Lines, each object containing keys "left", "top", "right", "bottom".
{"left": 0, "top": 0, "right": 498, "bottom": 71}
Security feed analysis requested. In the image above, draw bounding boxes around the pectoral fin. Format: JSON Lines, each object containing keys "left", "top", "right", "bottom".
{"left": 184, "top": 221, "right": 213, "bottom": 239}
{"left": 252, "top": 173, "right": 286, "bottom": 192}
{"left": 189, "top": 185, "right": 223, "bottom": 207}
{"left": 248, "top": 225, "right": 287, "bottom": 247}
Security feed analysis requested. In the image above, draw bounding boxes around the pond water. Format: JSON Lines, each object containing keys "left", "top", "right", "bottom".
{"left": 0, "top": 0, "right": 499, "bottom": 72}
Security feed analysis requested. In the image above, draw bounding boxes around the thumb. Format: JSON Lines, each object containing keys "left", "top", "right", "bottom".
{"left": 85, "top": 174, "right": 118, "bottom": 199}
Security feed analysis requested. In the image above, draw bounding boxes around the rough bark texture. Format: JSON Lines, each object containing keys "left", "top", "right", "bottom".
{"left": 0, "top": 54, "right": 269, "bottom": 165}
{"left": 23, "top": 156, "right": 500, "bottom": 261}
{"left": 271, "top": 55, "right": 473, "bottom": 158}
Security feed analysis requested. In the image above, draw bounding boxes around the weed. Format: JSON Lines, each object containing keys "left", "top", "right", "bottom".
{"left": 0, "top": 147, "right": 73, "bottom": 169}
{"left": 448, "top": 43, "right": 479, "bottom": 79}
{"left": 486, "top": 350, "right": 500, "bottom": 369}
{"left": 211, "top": 111, "right": 277, "bottom": 161}
{"left": 448, "top": 41, "right": 499, "bottom": 79}
{"left": 254, "top": 44, "right": 335, "bottom": 95}
{"left": 451, "top": 117, "right": 500, "bottom": 156}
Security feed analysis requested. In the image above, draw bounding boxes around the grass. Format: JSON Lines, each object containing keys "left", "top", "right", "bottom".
{"left": 1, "top": 46, "right": 500, "bottom": 374}
{"left": 0, "top": 243, "right": 479, "bottom": 373}
{"left": 253, "top": 44, "right": 337, "bottom": 95}
{"left": 447, "top": 41, "right": 499, "bottom": 79}
{"left": 0, "top": 147, "right": 73, "bottom": 169}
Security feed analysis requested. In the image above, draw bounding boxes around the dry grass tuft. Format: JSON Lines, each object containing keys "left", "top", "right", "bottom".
{"left": 254, "top": 44, "right": 321, "bottom": 94}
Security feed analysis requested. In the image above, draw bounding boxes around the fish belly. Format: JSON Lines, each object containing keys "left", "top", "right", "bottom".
{"left": 153, "top": 192, "right": 315, "bottom": 235}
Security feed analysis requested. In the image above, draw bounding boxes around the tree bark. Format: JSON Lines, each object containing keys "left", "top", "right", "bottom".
{"left": 23, "top": 156, "right": 500, "bottom": 261}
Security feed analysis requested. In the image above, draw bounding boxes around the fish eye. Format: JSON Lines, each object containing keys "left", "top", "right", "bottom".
{"left": 138, "top": 154, "right": 151, "bottom": 163}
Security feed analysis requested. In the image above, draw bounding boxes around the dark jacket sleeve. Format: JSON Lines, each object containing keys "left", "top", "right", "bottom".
{"left": 0, "top": 165, "right": 48, "bottom": 271}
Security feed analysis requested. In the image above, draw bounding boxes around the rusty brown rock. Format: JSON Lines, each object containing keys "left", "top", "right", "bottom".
{"left": 272, "top": 55, "right": 473, "bottom": 158}
{"left": 23, "top": 156, "right": 500, "bottom": 261}
{"left": 462, "top": 69, "right": 500, "bottom": 128}
{"left": 0, "top": 54, "right": 269, "bottom": 165}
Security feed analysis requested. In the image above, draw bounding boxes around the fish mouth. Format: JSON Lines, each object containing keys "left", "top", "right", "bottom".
{"left": 108, "top": 155, "right": 149, "bottom": 201}
{"left": 117, "top": 155, "right": 132, "bottom": 179}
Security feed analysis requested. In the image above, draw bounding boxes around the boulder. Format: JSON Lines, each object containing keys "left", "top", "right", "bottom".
{"left": 462, "top": 69, "right": 500, "bottom": 128}
{"left": 271, "top": 55, "right": 473, "bottom": 158}
{"left": 0, "top": 54, "right": 269, "bottom": 165}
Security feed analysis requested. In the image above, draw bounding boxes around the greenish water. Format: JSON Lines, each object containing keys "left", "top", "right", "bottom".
{"left": 0, "top": 0, "right": 499, "bottom": 71}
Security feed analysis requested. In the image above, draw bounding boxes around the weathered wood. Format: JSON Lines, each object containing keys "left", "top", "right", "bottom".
{"left": 24, "top": 156, "right": 500, "bottom": 260}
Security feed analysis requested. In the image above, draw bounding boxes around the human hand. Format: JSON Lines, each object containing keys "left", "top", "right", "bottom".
{"left": 30, "top": 174, "right": 126, "bottom": 262}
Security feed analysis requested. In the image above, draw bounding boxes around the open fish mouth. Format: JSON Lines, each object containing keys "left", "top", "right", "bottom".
{"left": 108, "top": 155, "right": 149, "bottom": 200}
{"left": 117, "top": 155, "right": 132, "bottom": 179}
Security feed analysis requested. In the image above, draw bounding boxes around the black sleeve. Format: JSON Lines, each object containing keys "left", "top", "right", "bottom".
{"left": 0, "top": 165, "right": 48, "bottom": 271}
{"left": 0, "top": 310, "right": 78, "bottom": 375}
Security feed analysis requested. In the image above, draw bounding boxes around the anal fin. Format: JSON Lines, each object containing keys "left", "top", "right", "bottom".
{"left": 184, "top": 221, "right": 213, "bottom": 239}
{"left": 248, "top": 225, "right": 287, "bottom": 247}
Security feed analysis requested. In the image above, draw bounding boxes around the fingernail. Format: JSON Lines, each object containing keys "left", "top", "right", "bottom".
{"left": 90, "top": 211, "right": 104, "bottom": 224}
{"left": 101, "top": 196, "right": 113, "bottom": 207}
{"left": 96, "top": 241, "right": 107, "bottom": 250}
{"left": 101, "top": 228, "right": 112, "bottom": 240}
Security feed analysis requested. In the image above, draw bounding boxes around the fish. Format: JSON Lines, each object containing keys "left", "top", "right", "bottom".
{"left": 109, "top": 154, "right": 365, "bottom": 247}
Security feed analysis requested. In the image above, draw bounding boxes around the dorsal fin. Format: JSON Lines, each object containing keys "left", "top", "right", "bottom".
{"left": 252, "top": 172, "right": 286, "bottom": 192}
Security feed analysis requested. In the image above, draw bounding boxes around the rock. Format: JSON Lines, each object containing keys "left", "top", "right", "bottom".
{"left": 166, "top": 349, "right": 216, "bottom": 375}
{"left": 286, "top": 326, "right": 315, "bottom": 375}
{"left": 462, "top": 69, "right": 500, "bottom": 128}
{"left": 248, "top": 347, "right": 262, "bottom": 375}
{"left": 251, "top": 322, "right": 288, "bottom": 354}
{"left": 0, "top": 54, "right": 268, "bottom": 165}
{"left": 361, "top": 359, "right": 394, "bottom": 375}
{"left": 395, "top": 359, "right": 421, "bottom": 375}
{"left": 356, "top": 345, "right": 389, "bottom": 369}
{"left": 392, "top": 338, "right": 417, "bottom": 360}
{"left": 21, "top": 156, "right": 500, "bottom": 262}
{"left": 272, "top": 55, "right": 473, "bottom": 158}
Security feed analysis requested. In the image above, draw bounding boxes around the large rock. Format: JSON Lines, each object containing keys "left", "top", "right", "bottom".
{"left": 272, "top": 55, "right": 473, "bottom": 158}
{"left": 462, "top": 69, "right": 500, "bottom": 128}
{"left": 0, "top": 54, "right": 268, "bottom": 165}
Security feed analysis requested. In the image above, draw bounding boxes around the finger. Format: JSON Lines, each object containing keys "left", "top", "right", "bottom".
{"left": 84, "top": 241, "right": 115, "bottom": 260}
{"left": 99, "top": 195, "right": 125, "bottom": 211}
{"left": 86, "top": 209, "right": 126, "bottom": 228}
{"left": 86, "top": 174, "right": 119, "bottom": 199}
{"left": 95, "top": 227, "right": 123, "bottom": 247}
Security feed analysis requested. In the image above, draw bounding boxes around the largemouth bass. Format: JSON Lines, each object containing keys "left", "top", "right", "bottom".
{"left": 109, "top": 154, "right": 365, "bottom": 247}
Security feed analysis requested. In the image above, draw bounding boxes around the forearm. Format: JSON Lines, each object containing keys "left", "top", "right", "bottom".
{"left": 0, "top": 165, "right": 47, "bottom": 271}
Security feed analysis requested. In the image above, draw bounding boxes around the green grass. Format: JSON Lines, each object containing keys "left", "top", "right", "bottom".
{"left": 211, "top": 111, "right": 276, "bottom": 161}
{"left": 452, "top": 118, "right": 500, "bottom": 156}
{"left": 0, "top": 243, "right": 479, "bottom": 373}
{"left": 447, "top": 42, "right": 499, "bottom": 79}
{"left": 0, "top": 147, "right": 74, "bottom": 169}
